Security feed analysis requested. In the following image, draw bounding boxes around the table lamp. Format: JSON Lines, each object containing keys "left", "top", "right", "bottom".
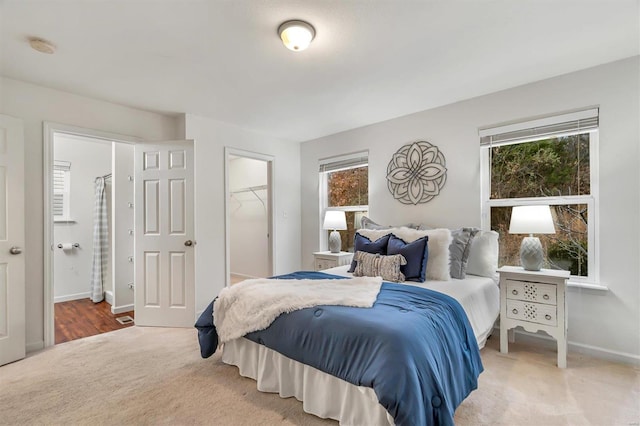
{"left": 323, "top": 210, "right": 347, "bottom": 253}
{"left": 509, "top": 205, "right": 555, "bottom": 271}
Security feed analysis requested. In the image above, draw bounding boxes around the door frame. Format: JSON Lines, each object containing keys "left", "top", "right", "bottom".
{"left": 224, "top": 147, "right": 275, "bottom": 287}
{"left": 43, "top": 122, "right": 141, "bottom": 347}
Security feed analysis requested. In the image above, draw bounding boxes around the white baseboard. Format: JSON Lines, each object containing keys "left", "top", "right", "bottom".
{"left": 26, "top": 341, "right": 44, "bottom": 353}
{"left": 54, "top": 292, "right": 90, "bottom": 303}
{"left": 495, "top": 326, "right": 640, "bottom": 366}
{"left": 111, "top": 303, "right": 134, "bottom": 314}
{"left": 105, "top": 290, "right": 114, "bottom": 305}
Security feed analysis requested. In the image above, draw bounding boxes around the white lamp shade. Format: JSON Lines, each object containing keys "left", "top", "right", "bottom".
{"left": 323, "top": 210, "right": 347, "bottom": 230}
{"left": 278, "top": 20, "right": 315, "bottom": 51}
{"left": 509, "top": 205, "right": 556, "bottom": 235}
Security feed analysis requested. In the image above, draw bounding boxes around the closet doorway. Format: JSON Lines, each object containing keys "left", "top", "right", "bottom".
{"left": 44, "top": 126, "right": 137, "bottom": 345}
{"left": 225, "top": 148, "right": 274, "bottom": 286}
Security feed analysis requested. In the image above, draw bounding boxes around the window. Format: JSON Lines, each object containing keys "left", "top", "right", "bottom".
{"left": 480, "top": 109, "right": 599, "bottom": 283}
{"left": 53, "top": 160, "right": 71, "bottom": 221}
{"left": 319, "top": 152, "right": 368, "bottom": 252}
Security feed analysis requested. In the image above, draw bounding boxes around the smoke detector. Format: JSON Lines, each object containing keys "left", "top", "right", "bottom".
{"left": 28, "top": 37, "right": 56, "bottom": 54}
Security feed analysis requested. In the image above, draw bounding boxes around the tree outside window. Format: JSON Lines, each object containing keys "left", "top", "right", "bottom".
{"left": 486, "top": 132, "right": 595, "bottom": 279}
{"left": 322, "top": 164, "right": 368, "bottom": 252}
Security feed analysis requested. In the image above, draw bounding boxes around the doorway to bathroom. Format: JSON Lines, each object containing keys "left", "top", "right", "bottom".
{"left": 48, "top": 131, "right": 135, "bottom": 344}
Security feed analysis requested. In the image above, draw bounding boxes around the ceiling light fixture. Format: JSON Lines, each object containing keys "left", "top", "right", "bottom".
{"left": 28, "top": 37, "right": 56, "bottom": 54}
{"left": 278, "top": 20, "right": 315, "bottom": 52}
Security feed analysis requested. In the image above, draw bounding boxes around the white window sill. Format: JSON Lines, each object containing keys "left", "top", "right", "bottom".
{"left": 567, "top": 280, "right": 608, "bottom": 291}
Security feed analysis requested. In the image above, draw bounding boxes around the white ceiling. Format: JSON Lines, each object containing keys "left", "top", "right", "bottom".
{"left": 1, "top": 1, "right": 638, "bottom": 142}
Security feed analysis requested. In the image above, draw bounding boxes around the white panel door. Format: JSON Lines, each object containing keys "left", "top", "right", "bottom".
{"left": 0, "top": 115, "right": 25, "bottom": 366}
{"left": 134, "top": 141, "right": 194, "bottom": 327}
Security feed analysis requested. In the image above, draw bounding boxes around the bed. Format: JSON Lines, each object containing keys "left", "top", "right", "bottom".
{"left": 196, "top": 227, "right": 500, "bottom": 425}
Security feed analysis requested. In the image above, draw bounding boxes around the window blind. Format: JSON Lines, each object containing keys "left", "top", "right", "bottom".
{"left": 52, "top": 169, "right": 66, "bottom": 216}
{"left": 53, "top": 161, "right": 70, "bottom": 217}
{"left": 479, "top": 108, "right": 599, "bottom": 146}
{"left": 54, "top": 160, "right": 71, "bottom": 171}
{"left": 319, "top": 151, "right": 368, "bottom": 173}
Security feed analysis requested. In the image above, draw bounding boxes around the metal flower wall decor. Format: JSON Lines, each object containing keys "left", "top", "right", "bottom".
{"left": 386, "top": 141, "right": 447, "bottom": 205}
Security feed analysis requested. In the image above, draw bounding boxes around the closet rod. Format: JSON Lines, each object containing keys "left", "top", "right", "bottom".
{"left": 230, "top": 184, "right": 267, "bottom": 194}
{"left": 230, "top": 184, "right": 267, "bottom": 212}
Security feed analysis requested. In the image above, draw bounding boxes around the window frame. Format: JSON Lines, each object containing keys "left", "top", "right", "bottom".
{"left": 480, "top": 130, "right": 600, "bottom": 285}
{"left": 318, "top": 152, "right": 369, "bottom": 252}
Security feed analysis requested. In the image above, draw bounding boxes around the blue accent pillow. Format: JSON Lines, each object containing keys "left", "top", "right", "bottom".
{"left": 348, "top": 233, "right": 391, "bottom": 273}
{"left": 387, "top": 234, "right": 429, "bottom": 282}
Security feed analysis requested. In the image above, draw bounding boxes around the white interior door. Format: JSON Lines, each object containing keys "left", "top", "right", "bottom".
{"left": 0, "top": 115, "right": 25, "bottom": 366}
{"left": 134, "top": 141, "right": 194, "bottom": 327}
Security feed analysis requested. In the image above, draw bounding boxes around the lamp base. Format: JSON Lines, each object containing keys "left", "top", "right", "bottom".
{"left": 328, "top": 230, "right": 342, "bottom": 253}
{"left": 520, "top": 236, "right": 544, "bottom": 271}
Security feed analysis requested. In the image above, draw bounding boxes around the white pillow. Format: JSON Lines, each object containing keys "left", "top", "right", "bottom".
{"left": 465, "top": 230, "right": 499, "bottom": 281}
{"left": 356, "top": 227, "right": 452, "bottom": 281}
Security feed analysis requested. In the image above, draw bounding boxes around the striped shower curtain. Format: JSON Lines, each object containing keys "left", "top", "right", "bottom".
{"left": 90, "top": 177, "right": 108, "bottom": 303}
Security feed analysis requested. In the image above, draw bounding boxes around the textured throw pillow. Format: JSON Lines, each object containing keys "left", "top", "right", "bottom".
{"left": 356, "top": 227, "right": 452, "bottom": 281}
{"left": 387, "top": 234, "right": 429, "bottom": 282}
{"left": 353, "top": 251, "right": 406, "bottom": 283}
{"left": 449, "top": 227, "right": 480, "bottom": 279}
{"left": 361, "top": 216, "right": 421, "bottom": 230}
{"left": 348, "top": 233, "right": 391, "bottom": 273}
{"left": 466, "top": 230, "right": 499, "bottom": 281}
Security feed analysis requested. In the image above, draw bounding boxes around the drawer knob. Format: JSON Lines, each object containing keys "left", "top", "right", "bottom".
{"left": 543, "top": 294, "right": 550, "bottom": 300}
{"left": 512, "top": 289, "right": 518, "bottom": 295}
{"left": 545, "top": 314, "right": 552, "bottom": 320}
{"left": 512, "top": 308, "right": 518, "bottom": 315}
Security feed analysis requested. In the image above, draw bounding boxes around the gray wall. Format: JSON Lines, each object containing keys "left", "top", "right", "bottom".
{"left": 0, "top": 77, "right": 179, "bottom": 351}
{"left": 301, "top": 57, "right": 640, "bottom": 361}
{"left": 185, "top": 114, "right": 301, "bottom": 317}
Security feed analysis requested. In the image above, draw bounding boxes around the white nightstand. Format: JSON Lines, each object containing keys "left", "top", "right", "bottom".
{"left": 313, "top": 251, "right": 354, "bottom": 271}
{"left": 498, "top": 266, "right": 571, "bottom": 368}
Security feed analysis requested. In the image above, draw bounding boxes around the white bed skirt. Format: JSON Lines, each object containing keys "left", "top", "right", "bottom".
{"left": 222, "top": 338, "right": 394, "bottom": 426}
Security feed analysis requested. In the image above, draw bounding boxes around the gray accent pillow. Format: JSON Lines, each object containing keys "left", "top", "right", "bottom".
{"left": 449, "top": 227, "right": 480, "bottom": 279}
{"left": 353, "top": 251, "right": 406, "bottom": 283}
{"left": 466, "top": 230, "right": 499, "bottom": 281}
{"left": 361, "top": 216, "right": 420, "bottom": 230}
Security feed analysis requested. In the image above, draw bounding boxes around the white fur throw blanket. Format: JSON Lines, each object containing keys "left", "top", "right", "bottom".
{"left": 213, "top": 277, "right": 383, "bottom": 344}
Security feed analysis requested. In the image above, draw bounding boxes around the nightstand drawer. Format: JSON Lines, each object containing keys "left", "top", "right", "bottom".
{"left": 315, "top": 258, "right": 338, "bottom": 271}
{"left": 506, "top": 299, "right": 557, "bottom": 326}
{"left": 506, "top": 280, "right": 557, "bottom": 305}
{"left": 313, "top": 251, "right": 353, "bottom": 271}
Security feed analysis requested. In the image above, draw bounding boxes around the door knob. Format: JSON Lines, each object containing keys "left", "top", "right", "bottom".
{"left": 9, "top": 246, "right": 22, "bottom": 255}
{"left": 184, "top": 240, "right": 194, "bottom": 247}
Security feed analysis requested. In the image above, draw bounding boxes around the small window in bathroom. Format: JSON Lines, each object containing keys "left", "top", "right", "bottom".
{"left": 53, "top": 160, "right": 72, "bottom": 222}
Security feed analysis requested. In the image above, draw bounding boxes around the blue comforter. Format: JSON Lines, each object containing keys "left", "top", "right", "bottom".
{"left": 195, "top": 271, "right": 483, "bottom": 426}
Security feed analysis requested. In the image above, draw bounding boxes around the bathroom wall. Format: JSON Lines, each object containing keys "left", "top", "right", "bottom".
{"left": 53, "top": 134, "right": 112, "bottom": 302}
{"left": 111, "top": 142, "right": 135, "bottom": 312}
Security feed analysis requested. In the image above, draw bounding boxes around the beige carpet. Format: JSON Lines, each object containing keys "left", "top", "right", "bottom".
{"left": 1, "top": 326, "right": 638, "bottom": 426}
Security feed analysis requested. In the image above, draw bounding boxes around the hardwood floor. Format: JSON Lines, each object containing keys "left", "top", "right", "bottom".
{"left": 55, "top": 298, "right": 134, "bottom": 344}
